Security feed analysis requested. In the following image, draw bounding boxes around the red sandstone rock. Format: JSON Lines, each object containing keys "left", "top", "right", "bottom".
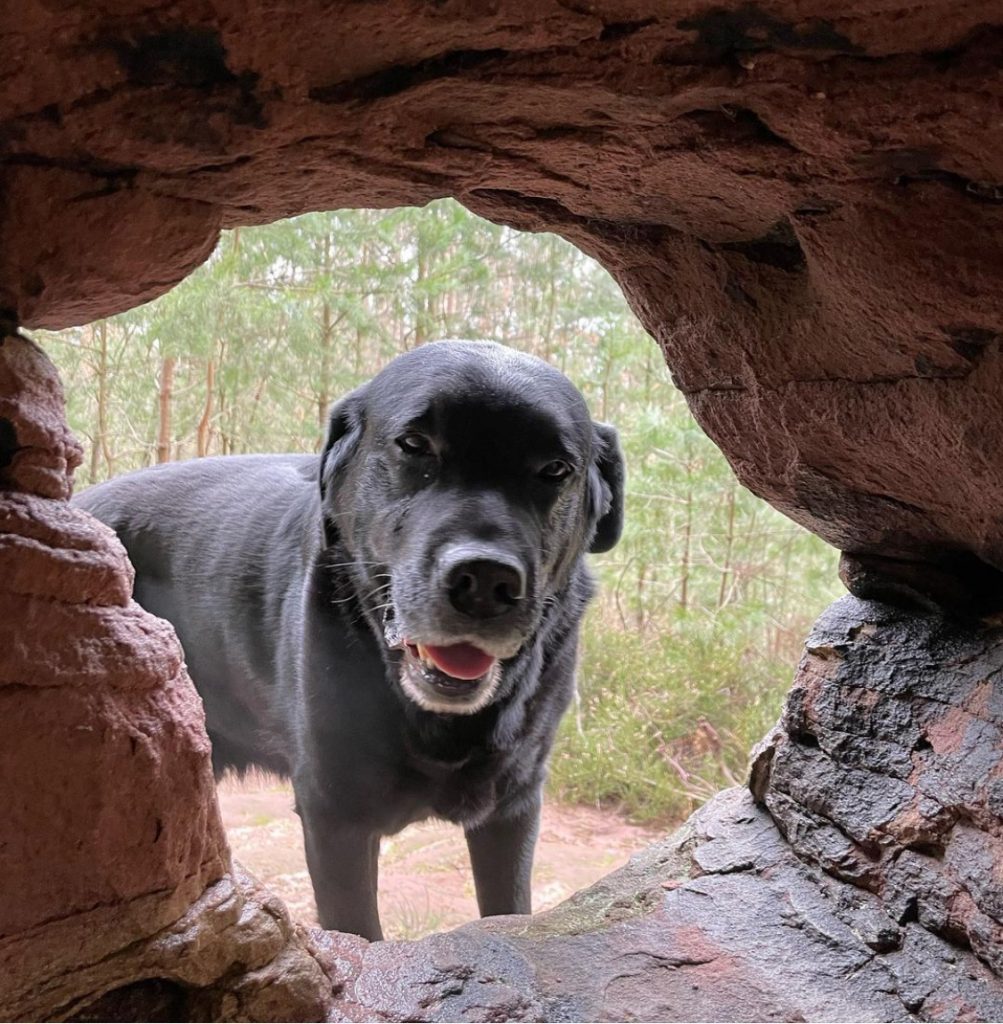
{"left": 2, "top": 3, "right": 1002, "bottom": 599}
{"left": 0, "top": 166, "right": 221, "bottom": 330}
{"left": 0, "top": 332, "right": 330, "bottom": 1021}
{"left": 3, "top": 6, "right": 1003, "bottom": 1021}
{"left": 7, "top": 868, "right": 332, "bottom": 1022}
{"left": 320, "top": 790, "right": 1003, "bottom": 1022}
{"left": 757, "top": 597, "right": 1003, "bottom": 980}
{"left": 0, "top": 492, "right": 133, "bottom": 606}
{"left": 0, "top": 672, "right": 221, "bottom": 937}
{"left": 0, "top": 331, "right": 82, "bottom": 500}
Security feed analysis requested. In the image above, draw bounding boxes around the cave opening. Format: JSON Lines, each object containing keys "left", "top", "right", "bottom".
{"left": 36, "top": 198, "right": 841, "bottom": 940}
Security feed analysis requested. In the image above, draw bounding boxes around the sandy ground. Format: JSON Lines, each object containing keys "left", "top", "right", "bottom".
{"left": 219, "top": 773, "right": 662, "bottom": 940}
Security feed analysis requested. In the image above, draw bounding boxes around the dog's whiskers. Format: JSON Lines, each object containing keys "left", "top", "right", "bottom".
{"left": 328, "top": 579, "right": 392, "bottom": 610}
{"left": 319, "top": 559, "right": 384, "bottom": 570}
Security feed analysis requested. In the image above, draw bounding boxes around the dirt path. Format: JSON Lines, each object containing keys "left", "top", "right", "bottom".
{"left": 219, "top": 774, "right": 663, "bottom": 940}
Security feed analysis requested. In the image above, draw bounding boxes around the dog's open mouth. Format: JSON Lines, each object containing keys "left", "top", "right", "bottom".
{"left": 405, "top": 641, "right": 496, "bottom": 685}
{"left": 399, "top": 641, "right": 501, "bottom": 713}
{"left": 384, "top": 612, "right": 501, "bottom": 713}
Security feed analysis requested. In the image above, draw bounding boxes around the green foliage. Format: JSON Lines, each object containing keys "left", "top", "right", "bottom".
{"left": 551, "top": 607, "right": 798, "bottom": 824}
{"left": 39, "top": 199, "right": 842, "bottom": 825}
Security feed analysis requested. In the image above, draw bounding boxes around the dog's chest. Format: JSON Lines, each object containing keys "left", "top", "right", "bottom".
{"left": 389, "top": 743, "right": 516, "bottom": 830}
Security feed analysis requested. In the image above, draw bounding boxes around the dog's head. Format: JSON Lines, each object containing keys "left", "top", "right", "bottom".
{"left": 319, "top": 340, "right": 624, "bottom": 715}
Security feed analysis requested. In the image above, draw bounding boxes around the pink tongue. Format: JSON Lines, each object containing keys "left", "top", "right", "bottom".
{"left": 424, "top": 643, "right": 496, "bottom": 681}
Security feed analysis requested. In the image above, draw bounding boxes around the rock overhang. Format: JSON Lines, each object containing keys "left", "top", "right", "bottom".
{"left": 3, "top": 3, "right": 1002, "bottom": 603}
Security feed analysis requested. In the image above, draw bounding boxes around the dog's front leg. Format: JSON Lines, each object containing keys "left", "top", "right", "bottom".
{"left": 465, "top": 790, "right": 542, "bottom": 918}
{"left": 296, "top": 796, "right": 383, "bottom": 940}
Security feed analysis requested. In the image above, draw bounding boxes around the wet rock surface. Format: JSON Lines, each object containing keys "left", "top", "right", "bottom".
{"left": 318, "top": 789, "right": 1003, "bottom": 1023}
{"left": 759, "top": 596, "right": 1003, "bottom": 987}
{"left": 2, "top": 2, "right": 1002, "bottom": 596}
{"left": 316, "top": 597, "right": 1003, "bottom": 1022}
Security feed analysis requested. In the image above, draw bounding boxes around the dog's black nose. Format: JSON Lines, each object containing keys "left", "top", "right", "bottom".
{"left": 447, "top": 559, "right": 526, "bottom": 619}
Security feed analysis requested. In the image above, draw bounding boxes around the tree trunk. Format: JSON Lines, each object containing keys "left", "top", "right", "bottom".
{"left": 196, "top": 358, "right": 216, "bottom": 457}
{"left": 317, "top": 232, "right": 333, "bottom": 431}
{"left": 717, "top": 484, "right": 737, "bottom": 610}
{"left": 88, "top": 321, "right": 112, "bottom": 484}
{"left": 599, "top": 345, "right": 613, "bottom": 423}
{"left": 215, "top": 339, "right": 230, "bottom": 455}
{"left": 155, "top": 355, "right": 176, "bottom": 464}
{"left": 679, "top": 484, "right": 692, "bottom": 612}
{"left": 414, "top": 218, "right": 431, "bottom": 347}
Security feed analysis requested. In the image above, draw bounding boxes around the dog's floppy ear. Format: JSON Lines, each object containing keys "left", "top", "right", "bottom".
{"left": 318, "top": 388, "right": 366, "bottom": 543}
{"left": 587, "top": 421, "right": 625, "bottom": 554}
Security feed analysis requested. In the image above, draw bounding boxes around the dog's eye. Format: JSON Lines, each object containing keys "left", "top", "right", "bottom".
{"left": 539, "top": 460, "right": 573, "bottom": 481}
{"left": 397, "top": 432, "right": 432, "bottom": 456}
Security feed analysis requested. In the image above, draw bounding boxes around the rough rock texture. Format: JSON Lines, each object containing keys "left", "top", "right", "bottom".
{"left": 17, "top": 869, "right": 331, "bottom": 1023}
{"left": 0, "top": 330, "right": 330, "bottom": 1022}
{"left": 3, "top": 1, "right": 1003, "bottom": 603}
{"left": 754, "top": 597, "right": 1003, "bottom": 979}
{"left": 0, "top": 322, "right": 82, "bottom": 500}
{"left": 3, "top": 6, "right": 1003, "bottom": 1020}
{"left": 315, "top": 597, "right": 1003, "bottom": 1022}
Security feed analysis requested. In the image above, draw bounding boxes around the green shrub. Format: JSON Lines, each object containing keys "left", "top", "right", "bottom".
{"left": 548, "top": 606, "right": 801, "bottom": 824}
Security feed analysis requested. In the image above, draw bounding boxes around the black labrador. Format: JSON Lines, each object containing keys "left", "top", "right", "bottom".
{"left": 75, "top": 340, "right": 624, "bottom": 940}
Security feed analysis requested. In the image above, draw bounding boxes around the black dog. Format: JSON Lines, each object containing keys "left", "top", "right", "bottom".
{"left": 75, "top": 340, "right": 624, "bottom": 940}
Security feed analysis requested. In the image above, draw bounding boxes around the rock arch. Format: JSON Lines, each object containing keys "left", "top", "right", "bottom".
{"left": 1, "top": 4, "right": 1001, "bottom": 1019}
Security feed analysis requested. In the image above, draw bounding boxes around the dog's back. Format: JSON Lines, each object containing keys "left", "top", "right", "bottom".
{"left": 75, "top": 455, "right": 319, "bottom": 774}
